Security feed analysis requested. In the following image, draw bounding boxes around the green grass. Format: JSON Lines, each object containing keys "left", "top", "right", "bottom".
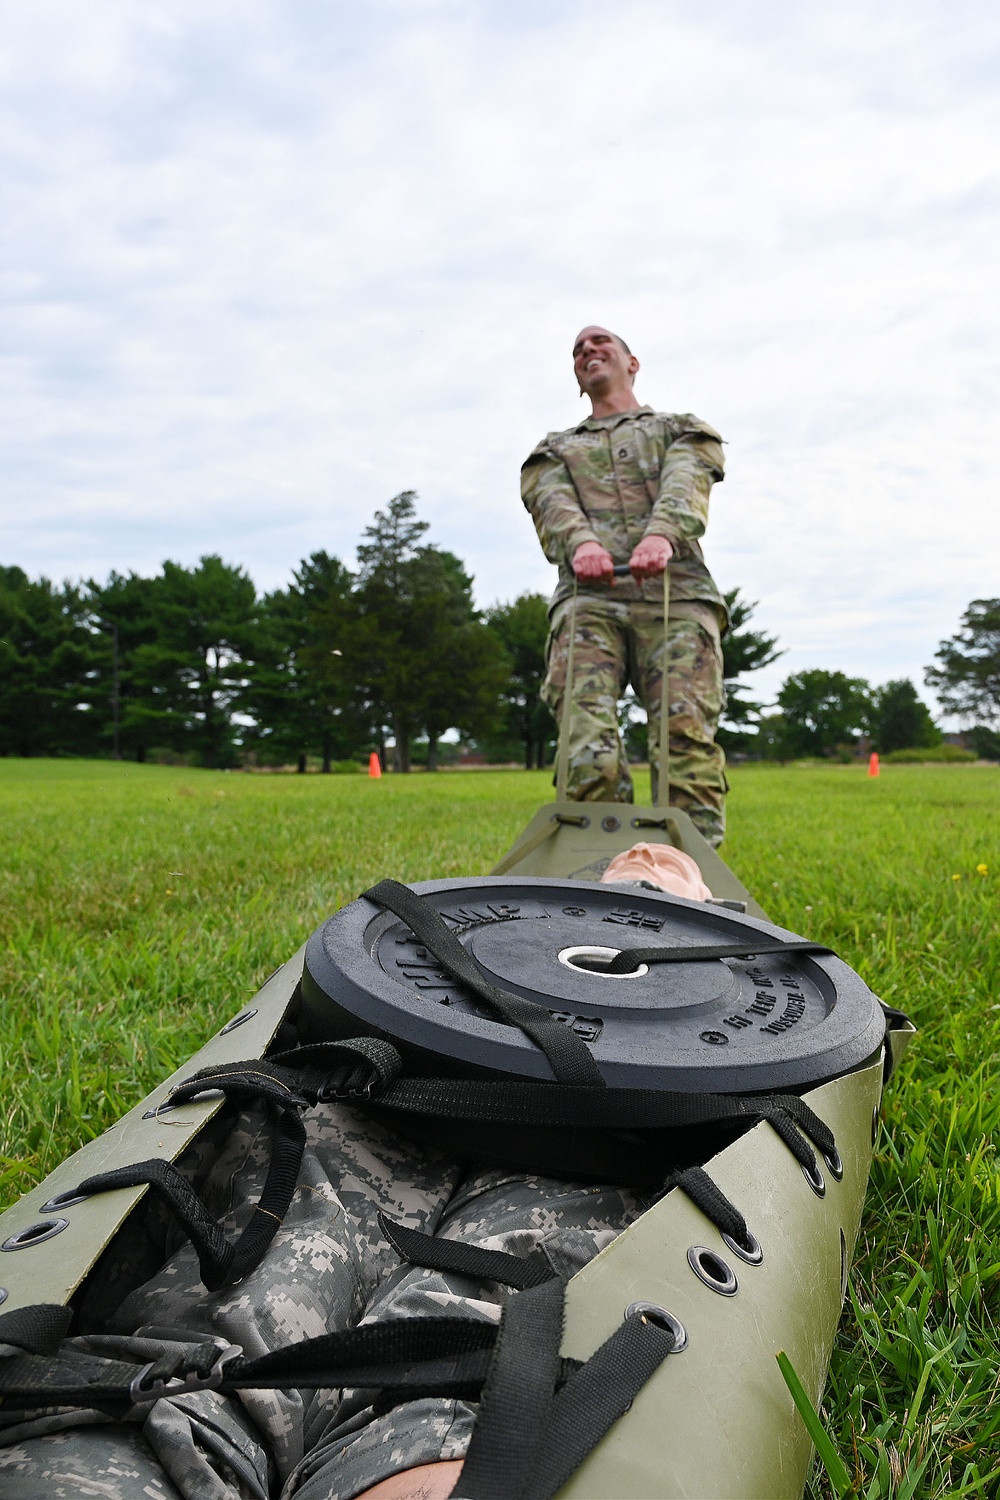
{"left": 1, "top": 758, "right": 999, "bottom": 1497}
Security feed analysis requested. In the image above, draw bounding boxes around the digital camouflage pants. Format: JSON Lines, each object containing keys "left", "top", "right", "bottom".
{"left": 0, "top": 1100, "right": 652, "bottom": 1500}
{"left": 542, "top": 595, "right": 729, "bottom": 846}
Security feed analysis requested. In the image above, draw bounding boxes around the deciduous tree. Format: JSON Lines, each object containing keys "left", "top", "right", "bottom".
{"left": 417, "top": 619, "right": 509, "bottom": 770}
{"left": 925, "top": 599, "right": 1000, "bottom": 724}
{"left": 776, "top": 669, "right": 871, "bottom": 759}
{"left": 484, "top": 593, "right": 554, "bottom": 768}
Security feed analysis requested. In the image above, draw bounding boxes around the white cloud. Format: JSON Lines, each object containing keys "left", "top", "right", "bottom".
{"left": 1, "top": 0, "right": 998, "bottom": 716}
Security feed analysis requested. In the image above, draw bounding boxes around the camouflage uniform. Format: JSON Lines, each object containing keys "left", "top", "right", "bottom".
{"left": 0, "top": 1101, "right": 652, "bottom": 1500}
{"left": 522, "top": 406, "right": 729, "bottom": 846}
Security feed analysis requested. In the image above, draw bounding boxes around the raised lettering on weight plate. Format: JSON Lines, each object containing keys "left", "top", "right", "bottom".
{"left": 602, "top": 907, "right": 665, "bottom": 930}
{"left": 745, "top": 991, "right": 777, "bottom": 1017}
{"left": 761, "top": 994, "right": 806, "bottom": 1034}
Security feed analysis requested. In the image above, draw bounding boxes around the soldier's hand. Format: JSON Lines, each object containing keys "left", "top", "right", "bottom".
{"left": 629, "top": 535, "right": 673, "bottom": 583}
{"left": 572, "top": 541, "right": 616, "bottom": 583}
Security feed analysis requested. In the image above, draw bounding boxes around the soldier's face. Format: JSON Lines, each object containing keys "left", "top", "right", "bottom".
{"left": 572, "top": 327, "right": 638, "bottom": 394}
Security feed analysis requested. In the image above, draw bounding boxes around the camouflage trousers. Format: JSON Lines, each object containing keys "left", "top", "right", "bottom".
{"left": 0, "top": 1101, "right": 651, "bottom": 1500}
{"left": 542, "top": 593, "right": 729, "bottom": 846}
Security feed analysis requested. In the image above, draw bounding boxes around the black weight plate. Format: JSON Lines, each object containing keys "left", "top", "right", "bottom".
{"left": 300, "top": 877, "right": 885, "bottom": 1093}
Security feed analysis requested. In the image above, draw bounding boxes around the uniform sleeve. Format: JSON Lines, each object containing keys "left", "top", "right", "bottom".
{"left": 644, "top": 416, "right": 725, "bottom": 548}
{"left": 521, "top": 439, "right": 600, "bottom": 567}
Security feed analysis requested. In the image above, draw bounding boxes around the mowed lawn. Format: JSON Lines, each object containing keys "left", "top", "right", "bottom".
{"left": 1, "top": 757, "right": 998, "bottom": 1496}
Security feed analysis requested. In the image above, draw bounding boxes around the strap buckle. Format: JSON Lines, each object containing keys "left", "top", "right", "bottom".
{"left": 129, "top": 1343, "right": 243, "bottom": 1407}
{"left": 318, "top": 1063, "right": 384, "bottom": 1102}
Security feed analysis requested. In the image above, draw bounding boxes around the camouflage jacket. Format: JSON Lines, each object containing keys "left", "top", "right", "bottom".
{"left": 521, "top": 405, "right": 727, "bottom": 616}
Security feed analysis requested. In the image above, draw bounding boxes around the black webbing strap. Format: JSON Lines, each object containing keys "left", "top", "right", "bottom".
{"left": 0, "top": 1310, "right": 500, "bottom": 1413}
{"left": 264, "top": 1038, "right": 836, "bottom": 1174}
{"left": 457, "top": 1276, "right": 567, "bottom": 1500}
{"left": 73, "top": 1066, "right": 310, "bottom": 1292}
{"left": 62, "top": 1052, "right": 834, "bottom": 1293}
{"left": 364, "top": 1074, "right": 835, "bottom": 1160}
{"left": 606, "top": 937, "right": 835, "bottom": 973}
{"left": 371, "top": 1213, "right": 688, "bottom": 1473}
{"left": 379, "top": 1167, "right": 753, "bottom": 1307}
{"left": 454, "top": 1290, "right": 677, "bottom": 1500}
{"left": 263, "top": 1037, "right": 404, "bottom": 1100}
{"left": 0, "top": 1302, "right": 72, "bottom": 1355}
{"left": 378, "top": 1213, "right": 556, "bottom": 1291}
{"left": 519, "top": 1313, "right": 677, "bottom": 1500}
{"left": 363, "top": 879, "right": 605, "bottom": 1087}
{"left": 754, "top": 1095, "right": 834, "bottom": 1168}
{"left": 0, "top": 1297, "right": 675, "bottom": 1500}
{"left": 664, "top": 1165, "right": 749, "bottom": 1244}
{"left": 262, "top": 1033, "right": 829, "bottom": 1142}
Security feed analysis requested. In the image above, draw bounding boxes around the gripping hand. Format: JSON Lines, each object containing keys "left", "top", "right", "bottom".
{"left": 628, "top": 535, "right": 673, "bottom": 584}
{"left": 572, "top": 541, "right": 616, "bottom": 584}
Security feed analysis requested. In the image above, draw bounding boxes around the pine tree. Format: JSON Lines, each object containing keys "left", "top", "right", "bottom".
{"left": 247, "top": 552, "right": 364, "bottom": 771}
{"left": 130, "top": 557, "right": 258, "bottom": 768}
{"left": 719, "top": 589, "right": 783, "bottom": 751}
{"left": 869, "top": 680, "right": 940, "bottom": 753}
{"left": 352, "top": 492, "right": 503, "bottom": 771}
{"left": 0, "top": 567, "right": 99, "bottom": 756}
{"left": 86, "top": 571, "right": 161, "bottom": 760}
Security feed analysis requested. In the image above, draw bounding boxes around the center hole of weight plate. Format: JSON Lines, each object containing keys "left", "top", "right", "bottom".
{"left": 557, "top": 945, "right": 649, "bottom": 978}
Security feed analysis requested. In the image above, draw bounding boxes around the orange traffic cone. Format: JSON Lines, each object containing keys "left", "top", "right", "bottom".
{"left": 868, "top": 752, "right": 880, "bottom": 778}
{"left": 368, "top": 751, "right": 382, "bottom": 779}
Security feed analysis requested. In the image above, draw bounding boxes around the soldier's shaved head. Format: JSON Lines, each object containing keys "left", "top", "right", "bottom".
{"left": 572, "top": 326, "right": 641, "bottom": 413}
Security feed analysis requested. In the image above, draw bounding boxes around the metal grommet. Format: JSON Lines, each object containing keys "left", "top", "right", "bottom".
{"left": 41, "top": 1189, "right": 92, "bottom": 1212}
{"left": 802, "top": 1161, "right": 826, "bottom": 1197}
{"left": 624, "top": 1302, "right": 688, "bottom": 1352}
{"left": 601, "top": 815, "right": 621, "bottom": 832}
{"left": 0, "top": 1288, "right": 7, "bottom": 1306}
{"left": 686, "top": 1245, "right": 739, "bottom": 1296}
{"left": 823, "top": 1147, "right": 844, "bottom": 1181}
{"left": 722, "top": 1228, "right": 763, "bottom": 1265}
{"left": 221, "top": 1007, "right": 258, "bottom": 1035}
{"left": 2, "top": 1218, "right": 70, "bottom": 1251}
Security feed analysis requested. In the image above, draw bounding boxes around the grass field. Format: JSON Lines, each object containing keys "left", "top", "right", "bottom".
{"left": 1, "top": 758, "right": 998, "bottom": 1497}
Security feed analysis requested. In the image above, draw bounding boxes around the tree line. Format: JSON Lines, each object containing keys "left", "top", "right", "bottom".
{"left": 2, "top": 494, "right": 507, "bottom": 770}
{"left": 2, "top": 490, "right": 996, "bottom": 767}
{"left": 722, "top": 598, "right": 1000, "bottom": 761}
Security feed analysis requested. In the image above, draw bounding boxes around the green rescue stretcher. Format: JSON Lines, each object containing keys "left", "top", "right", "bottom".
{"left": 0, "top": 802, "right": 913, "bottom": 1499}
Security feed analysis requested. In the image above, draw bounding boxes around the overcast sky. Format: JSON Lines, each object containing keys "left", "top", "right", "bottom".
{"left": 2, "top": 0, "right": 998, "bottom": 713}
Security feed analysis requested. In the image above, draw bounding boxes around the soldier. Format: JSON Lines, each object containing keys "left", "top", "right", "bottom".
{"left": 522, "top": 326, "right": 729, "bottom": 846}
